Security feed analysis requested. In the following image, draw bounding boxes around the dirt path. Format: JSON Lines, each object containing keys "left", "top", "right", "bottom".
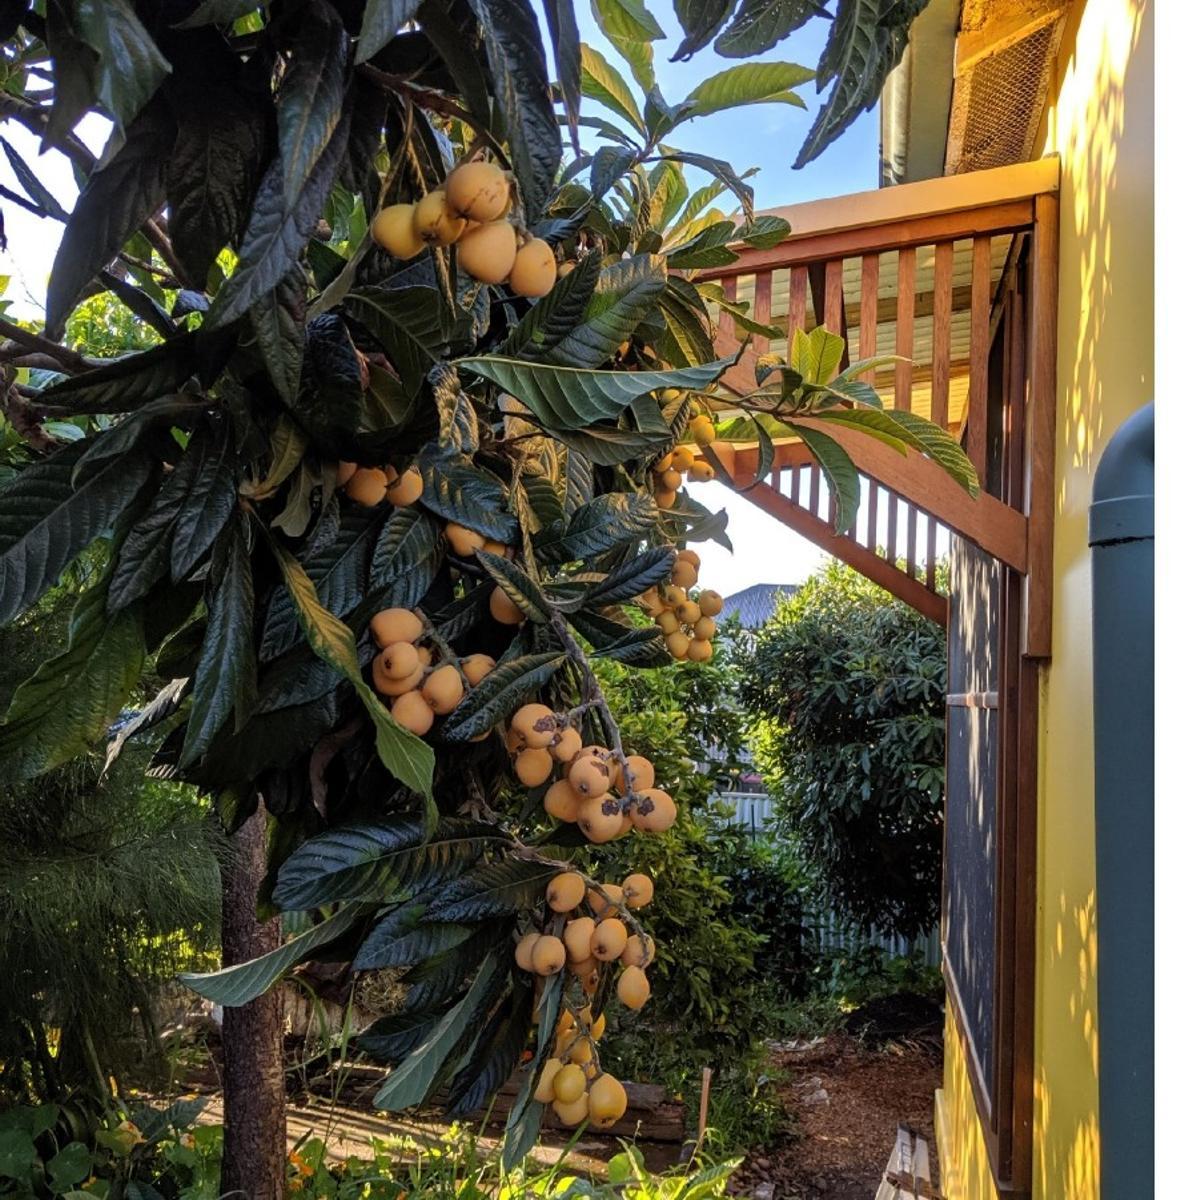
{"left": 731, "top": 1032, "right": 943, "bottom": 1199}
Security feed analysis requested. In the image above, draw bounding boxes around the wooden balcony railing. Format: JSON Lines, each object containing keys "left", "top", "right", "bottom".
{"left": 700, "top": 157, "right": 1059, "bottom": 646}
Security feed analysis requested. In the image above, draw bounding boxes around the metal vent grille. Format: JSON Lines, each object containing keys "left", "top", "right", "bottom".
{"left": 945, "top": 16, "right": 1064, "bottom": 174}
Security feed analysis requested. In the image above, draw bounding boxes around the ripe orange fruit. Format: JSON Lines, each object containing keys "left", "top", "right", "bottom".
{"left": 552, "top": 1062, "right": 587, "bottom": 1104}
{"left": 372, "top": 608, "right": 423, "bottom": 646}
{"left": 689, "top": 414, "right": 717, "bottom": 445}
{"left": 489, "top": 586, "right": 525, "bottom": 625}
{"left": 621, "top": 933, "right": 656, "bottom": 968}
{"left": 689, "top": 460, "right": 716, "bottom": 483}
{"left": 670, "top": 446, "right": 695, "bottom": 472}
{"left": 676, "top": 600, "right": 702, "bottom": 624}
{"left": 345, "top": 467, "right": 388, "bottom": 506}
{"left": 590, "top": 917, "right": 628, "bottom": 962}
{"left": 547, "top": 871, "right": 587, "bottom": 912}
{"left": 534, "top": 1059, "right": 561, "bottom": 1103}
{"left": 687, "top": 638, "right": 713, "bottom": 662}
{"left": 544, "top": 778, "right": 581, "bottom": 822}
{"left": 512, "top": 703, "right": 556, "bottom": 748}
{"left": 631, "top": 788, "right": 677, "bottom": 833}
{"left": 391, "top": 691, "right": 434, "bottom": 735}
{"left": 563, "top": 917, "right": 596, "bottom": 962}
{"left": 421, "top": 664, "right": 464, "bottom": 715}
{"left": 619, "top": 755, "right": 655, "bottom": 792}
{"left": 388, "top": 466, "right": 424, "bottom": 507}
{"left": 371, "top": 655, "right": 416, "bottom": 697}
{"left": 530, "top": 934, "right": 566, "bottom": 976}
{"left": 617, "top": 965, "right": 651, "bottom": 1010}
{"left": 370, "top": 203, "right": 424, "bottom": 259}
{"left": 665, "top": 631, "right": 690, "bottom": 660}
{"left": 568, "top": 754, "right": 610, "bottom": 798}
{"left": 460, "top": 653, "right": 495, "bottom": 685}
{"left": 457, "top": 220, "right": 518, "bottom": 284}
{"left": 514, "top": 747, "right": 554, "bottom": 787}
{"left": 514, "top": 931, "right": 540, "bottom": 972}
{"left": 693, "top": 616, "right": 716, "bottom": 640}
{"left": 587, "top": 883, "right": 624, "bottom": 917}
{"left": 622, "top": 873, "right": 654, "bottom": 908}
{"left": 413, "top": 189, "right": 466, "bottom": 245}
{"left": 588, "top": 1074, "right": 628, "bottom": 1127}
{"left": 445, "top": 522, "right": 485, "bottom": 556}
{"left": 577, "top": 795, "right": 624, "bottom": 843}
{"left": 656, "top": 610, "right": 680, "bottom": 635}
{"left": 551, "top": 726, "right": 583, "bottom": 763}
{"left": 698, "top": 589, "right": 724, "bottom": 617}
{"left": 553, "top": 1093, "right": 590, "bottom": 1127}
{"left": 445, "top": 160, "right": 510, "bottom": 222}
{"left": 509, "top": 237, "right": 556, "bottom": 297}
{"left": 378, "top": 641, "right": 419, "bottom": 680}
{"left": 336, "top": 460, "right": 358, "bottom": 486}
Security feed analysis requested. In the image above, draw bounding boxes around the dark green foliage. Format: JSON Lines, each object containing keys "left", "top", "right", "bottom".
{"left": 736, "top": 561, "right": 946, "bottom": 937}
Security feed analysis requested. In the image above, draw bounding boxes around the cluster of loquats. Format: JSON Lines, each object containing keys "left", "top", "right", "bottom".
{"left": 502, "top": 703, "right": 676, "bottom": 843}
{"left": 650, "top": 408, "right": 719, "bottom": 510}
{"left": 368, "top": 606, "right": 495, "bottom": 737}
{"left": 639, "top": 549, "right": 725, "bottom": 662}
{"left": 439, "top": 522, "right": 529, "bottom": 626}
{"left": 370, "top": 158, "right": 556, "bottom": 298}
{"left": 335, "top": 460, "right": 424, "bottom": 509}
{"left": 514, "top": 871, "right": 657, "bottom": 1128}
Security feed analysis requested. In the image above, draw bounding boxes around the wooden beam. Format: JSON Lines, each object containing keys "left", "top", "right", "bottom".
{"left": 726, "top": 431, "right": 1029, "bottom": 573}
{"left": 966, "top": 235, "right": 992, "bottom": 476}
{"left": 743, "top": 482, "right": 949, "bottom": 626}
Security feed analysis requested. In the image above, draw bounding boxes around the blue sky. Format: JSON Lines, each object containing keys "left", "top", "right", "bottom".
{"left": 0, "top": 7, "right": 883, "bottom": 596}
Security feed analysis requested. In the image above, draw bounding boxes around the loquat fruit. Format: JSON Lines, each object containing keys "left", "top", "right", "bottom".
{"left": 514, "top": 931, "right": 540, "bottom": 972}
{"left": 655, "top": 488, "right": 677, "bottom": 509}
{"left": 663, "top": 585, "right": 687, "bottom": 607}
{"left": 372, "top": 607, "right": 423, "bottom": 646}
{"left": 530, "top": 934, "right": 566, "bottom": 976}
{"left": 632, "top": 788, "right": 677, "bottom": 833}
{"left": 659, "top": 468, "right": 682, "bottom": 491}
{"left": 552, "top": 1062, "right": 587, "bottom": 1104}
{"left": 698, "top": 589, "right": 724, "bottom": 617}
{"left": 422, "top": 664, "right": 464, "bottom": 715}
{"left": 665, "top": 631, "right": 690, "bottom": 660}
{"left": 370, "top": 203, "right": 424, "bottom": 259}
{"left": 688, "top": 460, "right": 716, "bottom": 483}
{"left": 622, "top": 873, "right": 654, "bottom": 908}
{"left": 388, "top": 466, "right": 424, "bottom": 507}
{"left": 345, "top": 467, "right": 388, "bottom": 507}
{"left": 547, "top": 871, "right": 586, "bottom": 912}
{"left": 391, "top": 691, "right": 434, "bottom": 735}
{"left": 371, "top": 656, "right": 417, "bottom": 697}
{"left": 515, "top": 747, "right": 554, "bottom": 787}
{"left": 687, "top": 639, "right": 713, "bottom": 662}
{"left": 671, "top": 559, "right": 699, "bottom": 589}
{"left": 553, "top": 1094, "right": 590, "bottom": 1127}
{"left": 693, "top": 616, "right": 716, "bottom": 640}
{"left": 551, "top": 726, "right": 583, "bottom": 763}
{"left": 414, "top": 189, "right": 466, "bottom": 246}
{"left": 489, "top": 586, "right": 525, "bottom": 625}
{"left": 508, "top": 237, "right": 556, "bottom": 297}
{"left": 621, "top": 932, "right": 656, "bottom": 968}
{"left": 619, "top": 755, "right": 655, "bottom": 792}
{"left": 568, "top": 754, "right": 610, "bottom": 798}
{"left": 656, "top": 610, "right": 680, "bottom": 634}
{"left": 587, "top": 882, "right": 624, "bottom": 917}
{"left": 591, "top": 917, "right": 628, "bottom": 962}
{"left": 577, "top": 795, "right": 624, "bottom": 843}
{"left": 670, "top": 447, "right": 695, "bottom": 472}
{"left": 378, "top": 641, "right": 419, "bottom": 681}
{"left": 445, "top": 522, "right": 485, "bottom": 556}
{"left": 676, "top": 548, "right": 701, "bottom": 568}
{"left": 445, "top": 160, "right": 510, "bottom": 222}
{"left": 512, "top": 703, "right": 556, "bottom": 749}
{"left": 335, "top": 460, "right": 358, "bottom": 486}
{"left": 676, "top": 599, "right": 702, "bottom": 624}
{"left": 460, "top": 653, "right": 495, "bottom": 685}
{"left": 534, "top": 1059, "right": 562, "bottom": 1103}
{"left": 689, "top": 414, "right": 717, "bottom": 445}
{"left": 457, "top": 220, "right": 518, "bottom": 284}
{"left": 544, "top": 778, "right": 581, "bottom": 822}
{"left": 563, "top": 917, "right": 596, "bottom": 962}
{"left": 588, "top": 1074, "right": 628, "bottom": 1127}
{"left": 617, "top": 965, "right": 651, "bottom": 1010}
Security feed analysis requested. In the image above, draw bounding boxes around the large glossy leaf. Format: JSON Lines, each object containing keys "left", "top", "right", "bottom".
{"left": 548, "top": 421, "right": 672, "bottom": 467}
{"left": 371, "top": 507, "right": 440, "bottom": 588}
{"left": 176, "top": 0, "right": 264, "bottom": 28}
{"left": 344, "top": 286, "right": 454, "bottom": 399}
{"left": 543, "top": 0, "right": 582, "bottom": 144}
{"left": 456, "top": 355, "right": 735, "bottom": 431}
{"left": 466, "top": 0, "right": 561, "bottom": 218}
{"left": 684, "top": 61, "right": 812, "bottom": 116}
{"left": 589, "top": 144, "right": 638, "bottom": 200}
{"left": 497, "top": 252, "right": 602, "bottom": 361}
{"left": 0, "top": 574, "right": 144, "bottom": 779}
{"left": 666, "top": 220, "right": 738, "bottom": 270}
{"left": 591, "top": 0, "right": 662, "bottom": 92}
{"left": 36, "top": 337, "right": 199, "bottom": 416}
{"left": 584, "top": 545, "right": 673, "bottom": 605}
{"left": 356, "top": 1009, "right": 445, "bottom": 1061}
{"left": 535, "top": 492, "right": 658, "bottom": 563}
{"left": 423, "top": 858, "right": 561, "bottom": 922}
{"left": 671, "top": 0, "right": 737, "bottom": 60}
{"left": 794, "top": 0, "right": 930, "bottom": 168}
{"left": 795, "top": 422, "right": 860, "bottom": 533}
{"left": 373, "top": 951, "right": 505, "bottom": 1110}
{"left": 569, "top": 607, "right": 668, "bottom": 666}
{"left": 580, "top": 42, "right": 645, "bottom": 132}
{"left": 270, "top": 541, "right": 435, "bottom": 801}
{"left": 356, "top": 0, "right": 422, "bottom": 63}
{"left": 249, "top": 269, "right": 307, "bottom": 404}
{"left": 355, "top": 913, "right": 478, "bottom": 971}
{"left": 180, "top": 523, "right": 256, "bottom": 765}
{"left": 418, "top": 456, "right": 519, "bottom": 542}
{"left": 473, "top": 550, "right": 551, "bottom": 623}
{"left": 273, "top": 818, "right": 509, "bottom": 910}
{"left": 545, "top": 254, "right": 667, "bottom": 369}
{"left": 446, "top": 980, "right": 534, "bottom": 1114}
{"left": 714, "top": 0, "right": 826, "bottom": 55}
{"left": 1, "top": 136, "right": 69, "bottom": 220}
{"left": 658, "top": 149, "right": 754, "bottom": 215}
{"left": 180, "top": 904, "right": 365, "bottom": 1006}
{"left": 440, "top": 652, "right": 566, "bottom": 742}
{"left": 45, "top": 99, "right": 175, "bottom": 338}
{"left": 0, "top": 439, "right": 153, "bottom": 626}
{"left": 390, "top": 922, "right": 508, "bottom": 1015}
{"left": 170, "top": 419, "right": 238, "bottom": 582}
{"left": 502, "top": 969, "right": 564, "bottom": 1168}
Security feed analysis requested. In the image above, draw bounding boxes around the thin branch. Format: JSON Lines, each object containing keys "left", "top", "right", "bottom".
{"left": 141, "top": 217, "right": 189, "bottom": 287}
{"left": 118, "top": 251, "right": 181, "bottom": 288}
{"left": 1, "top": 384, "right": 60, "bottom": 454}
{"left": 0, "top": 93, "right": 95, "bottom": 173}
{"left": 0, "top": 316, "right": 93, "bottom": 373}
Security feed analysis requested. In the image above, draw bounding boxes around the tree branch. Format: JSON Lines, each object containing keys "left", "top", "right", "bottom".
{"left": 0, "top": 317, "right": 94, "bottom": 374}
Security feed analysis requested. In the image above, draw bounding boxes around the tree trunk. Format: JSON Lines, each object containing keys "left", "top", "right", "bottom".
{"left": 219, "top": 801, "right": 286, "bottom": 1200}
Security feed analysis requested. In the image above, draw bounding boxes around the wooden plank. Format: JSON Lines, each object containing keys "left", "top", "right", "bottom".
{"left": 790, "top": 465, "right": 800, "bottom": 502}
{"left": 887, "top": 490, "right": 899, "bottom": 565}
{"left": 1022, "top": 192, "right": 1058, "bottom": 658}
{"left": 727, "top": 433, "right": 1029, "bottom": 573}
{"left": 808, "top": 459, "right": 820, "bottom": 518}
{"left": 753, "top": 270, "right": 773, "bottom": 356}
{"left": 926, "top": 513, "right": 938, "bottom": 589}
{"left": 718, "top": 275, "right": 738, "bottom": 342}
{"left": 967, "top": 235, "right": 992, "bottom": 476}
{"left": 932, "top": 242, "right": 954, "bottom": 428}
{"left": 867, "top": 478, "right": 879, "bottom": 551}
{"left": 788, "top": 264, "right": 809, "bottom": 346}
{"left": 745, "top": 483, "right": 948, "bottom": 625}
{"left": 859, "top": 252, "right": 880, "bottom": 381}
{"left": 906, "top": 500, "right": 918, "bottom": 577}
{"left": 823, "top": 257, "right": 843, "bottom": 334}
{"left": 895, "top": 247, "right": 916, "bottom": 411}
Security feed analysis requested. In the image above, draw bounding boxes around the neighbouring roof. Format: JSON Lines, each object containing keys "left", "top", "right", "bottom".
{"left": 719, "top": 583, "right": 799, "bottom": 630}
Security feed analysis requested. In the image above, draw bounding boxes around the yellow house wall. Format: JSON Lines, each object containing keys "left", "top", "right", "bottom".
{"left": 937, "top": 1, "right": 1153, "bottom": 1197}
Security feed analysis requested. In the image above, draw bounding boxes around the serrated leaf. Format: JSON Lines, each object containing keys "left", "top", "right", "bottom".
{"left": 535, "top": 492, "right": 657, "bottom": 563}
{"left": 180, "top": 904, "right": 364, "bottom": 1006}
{"left": 666, "top": 220, "right": 739, "bottom": 270}
{"left": 796, "top": 422, "right": 860, "bottom": 533}
{"left": 344, "top": 286, "right": 454, "bottom": 400}
{"left": 714, "top": 0, "right": 826, "bottom": 56}
{"left": 356, "top": 1010, "right": 445, "bottom": 1061}
{"left": 170, "top": 419, "right": 238, "bottom": 582}
{"left": 392, "top": 922, "right": 508, "bottom": 1015}
{"left": 671, "top": 0, "right": 738, "bottom": 61}
{"left": 355, "top": 914, "right": 476, "bottom": 971}
{"left": 371, "top": 507, "right": 440, "bottom": 588}
{"left": 274, "top": 818, "right": 509, "bottom": 910}
{"left": 440, "top": 652, "right": 566, "bottom": 741}
{"left": 249, "top": 270, "right": 307, "bottom": 404}
{"left": 592, "top": 0, "right": 661, "bottom": 91}
{"left": 863, "top": 408, "right": 979, "bottom": 496}
{"left": 735, "top": 213, "right": 791, "bottom": 249}
{"left": 356, "top": 0, "right": 422, "bottom": 63}
{"left": 584, "top": 545, "right": 673, "bottom": 605}
{"left": 685, "top": 61, "right": 813, "bottom": 116}
{"left": 36, "top": 337, "right": 199, "bottom": 416}
{"left": 418, "top": 456, "right": 520, "bottom": 542}
{"left": 473, "top": 550, "right": 551, "bottom": 623}
{"left": 659, "top": 148, "right": 755, "bottom": 215}
{"left": 580, "top": 41, "right": 646, "bottom": 131}
{"left": 423, "top": 859, "right": 561, "bottom": 922}
{"left": 498, "top": 253, "right": 602, "bottom": 361}
{"left": 446, "top": 980, "right": 533, "bottom": 1114}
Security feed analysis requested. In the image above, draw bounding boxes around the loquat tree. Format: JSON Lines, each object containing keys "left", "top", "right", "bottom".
{"left": 0, "top": 0, "right": 969, "bottom": 1194}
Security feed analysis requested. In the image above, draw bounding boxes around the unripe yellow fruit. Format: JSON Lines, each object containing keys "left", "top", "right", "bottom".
{"left": 665, "top": 631, "right": 690, "bottom": 660}
{"left": 413, "top": 189, "right": 466, "bottom": 245}
{"left": 659, "top": 468, "right": 682, "bottom": 491}
{"left": 617, "top": 965, "right": 651, "bottom": 1010}
{"left": 547, "top": 871, "right": 586, "bottom": 912}
{"left": 693, "top": 616, "right": 716, "bottom": 640}
{"left": 591, "top": 917, "right": 628, "bottom": 962}
{"left": 514, "top": 931, "right": 540, "bottom": 972}
{"left": 641, "top": 588, "right": 665, "bottom": 615}
{"left": 551, "top": 726, "right": 583, "bottom": 763}
{"left": 677, "top": 549, "right": 701, "bottom": 568}
{"left": 457, "top": 220, "right": 518, "bottom": 284}
{"left": 336, "top": 460, "right": 358, "bottom": 486}
{"left": 621, "top": 932, "right": 656, "bottom": 968}
{"left": 482, "top": 538, "right": 508, "bottom": 556}
{"left": 371, "top": 203, "right": 424, "bottom": 259}
{"left": 671, "top": 559, "right": 699, "bottom": 589}
{"left": 663, "top": 585, "right": 687, "bottom": 607}
{"left": 445, "top": 522, "right": 485, "bottom": 556}
{"left": 653, "top": 451, "right": 675, "bottom": 473}
{"left": 461, "top": 653, "right": 495, "bottom": 685}
{"left": 655, "top": 488, "right": 677, "bottom": 509}
{"left": 489, "top": 585, "right": 525, "bottom": 625}
{"left": 345, "top": 467, "right": 388, "bottom": 506}
{"left": 378, "top": 641, "right": 420, "bottom": 681}
{"left": 512, "top": 703, "right": 556, "bottom": 748}
{"left": 531, "top": 934, "right": 566, "bottom": 976}
{"left": 676, "top": 600, "right": 702, "bottom": 624}
{"left": 622, "top": 873, "right": 654, "bottom": 908}
{"left": 544, "top": 778, "right": 581, "bottom": 822}
{"left": 587, "top": 882, "right": 624, "bottom": 917}
{"left": 509, "top": 237, "right": 556, "bottom": 297}
{"left": 671, "top": 447, "right": 695, "bottom": 472}
{"left": 656, "top": 611, "right": 680, "bottom": 635}
{"left": 698, "top": 589, "right": 724, "bottom": 617}
{"left": 563, "top": 916, "right": 596, "bottom": 962}
{"left": 552, "top": 1062, "right": 587, "bottom": 1104}
{"left": 553, "top": 1093, "right": 591, "bottom": 1127}
{"left": 388, "top": 466, "right": 424, "bottom": 507}
{"left": 568, "top": 754, "right": 610, "bottom": 798}
{"left": 689, "top": 461, "right": 716, "bottom": 483}
{"left": 445, "top": 160, "right": 510, "bottom": 222}
{"left": 515, "top": 747, "right": 554, "bottom": 787}
{"left": 534, "top": 1059, "right": 562, "bottom": 1103}
{"left": 577, "top": 795, "right": 624, "bottom": 843}
{"left": 588, "top": 1074, "right": 628, "bottom": 1127}
{"left": 391, "top": 691, "right": 434, "bottom": 735}
{"left": 632, "top": 788, "right": 677, "bottom": 833}
{"left": 687, "top": 638, "right": 713, "bottom": 662}
{"left": 371, "top": 655, "right": 415, "bottom": 696}
{"left": 690, "top": 414, "right": 717, "bottom": 445}
{"left": 620, "top": 755, "right": 655, "bottom": 792}
{"left": 590, "top": 1012, "right": 606, "bottom": 1040}
{"left": 372, "top": 607, "right": 422, "bottom": 646}
{"left": 422, "top": 664, "right": 464, "bottom": 715}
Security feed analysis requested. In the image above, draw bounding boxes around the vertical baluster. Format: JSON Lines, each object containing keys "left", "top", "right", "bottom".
{"left": 788, "top": 265, "right": 809, "bottom": 347}
{"left": 967, "top": 235, "right": 992, "bottom": 476}
{"left": 719, "top": 276, "right": 737, "bottom": 343}
{"left": 906, "top": 501, "right": 918, "bottom": 577}
{"left": 770, "top": 465, "right": 781, "bottom": 491}
{"left": 927, "top": 517, "right": 939, "bottom": 589}
{"left": 886, "top": 489, "right": 899, "bottom": 566}
{"left": 808, "top": 459, "right": 820, "bottom": 517}
{"left": 823, "top": 258, "right": 844, "bottom": 334}
{"left": 859, "top": 253, "right": 879, "bottom": 381}
{"left": 790, "top": 464, "right": 801, "bottom": 503}
{"left": 753, "top": 271, "right": 773, "bottom": 356}
{"left": 867, "top": 478, "right": 879, "bottom": 553}
{"left": 895, "top": 247, "right": 916, "bottom": 411}
{"left": 932, "top": 241, "right": 953, "bottom": 429}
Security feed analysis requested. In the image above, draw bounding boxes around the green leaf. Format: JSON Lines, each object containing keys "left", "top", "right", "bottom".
{"left": 589, "top": 144, "right": 638, "bottom": 199}
{"left": 389, "top": 923, "right": 507, "bottom": 1015}
{"left": 45, "top": 100, "right": 175, "bottom": 338}
{"left": 274, "top": 817, "right": 509, "bottom": 910}
{"left": 417, "top": 457, "right": 520, "bottom": 543}
{"left": 355, "top": 914, "right": 478, "bottom": 971}
{"left": 440, "top": 652, "right": 566, "bottom": 741}
{"left": 666, "top": 220, "right": 739, "bottom": 270}
{"left": 714, "top": 0, "right": 826, "bottom": 56}
{"left": 356, "top": 0, "right": 422, "bottom": 63}
{"left": 181, "top": 905, "right": 365, "bottom": 1006}
{"left": 545, "top": 254, "right": 667, "bottom": 369}
{"left": 467, "top": 0, "right": 561, "bottom": 218}
{"left": 585, "top": 545, "right": 674, "bottom": 605}
{"left": 0, "top": 438, "right": 153, "bottom": 626}
{"left": 0, "top": 136, "right": 69, "bottom": 220}
{"left": 796, "top": 423, "right": 860, "bottom": 533}
{"left": 170, "top": 418, "right": 239, "bottom": 582}
{"left": 373, "top": 951, "right": 505, "bottom": 1110}
{"left": 580, "top": 42, "right": 646, "bottom": 131}
{"left": 502, "top": 970, "right": 564, "bottom": 1168}
{"left": 424, "top": 859, "right": 561, "bottom": 922}
{"left": 869, "top": 408, "right": 979, "bottom": 497}
{"left": 356, "top": 1010, "right": 445, "bottom": 1061}
{"left": 249, "top": 269, "right": 307, "bottom": 404}
{"left": 684, "top": 61, "right": 813, "bottom": 116}
{"left": 344, "top": 286, "right": 455, "bottom": 398}
{"left": 592, "top": 0, "right": 662, "bottom": 92}
{"left": 671, "top": 0, "right": 739, "bottom": 61}
{"left": 371, "top": 507, "right": 440, "bottom": 588}
{"left": 535, "top": 492, "right": 658, "bottom": 563}
{"left": 180, "top": 523, "right": 256, "bottom": 765}
{"left": 475, "top": 550, "right": 552, "bottom": 623}
{"left": 498, "top": 252, "right": 602, "bottom": 361}
{"left": 658, "top": 149, "right": 754, "bottom": 215}
{"left": 269, "top": 539, "right": 435, "bottom": 800}
{"left": 47, "top": 1142, "right": 92, "bottom": 1192}
{"left": 456, "top": 354, "right": 735, "bottom": 432}
{"left": 735, "top": 213, "right": 791, "bottom": 249}
{"left": 176, "top": 0, "right": 263, "bottom": 27}
{"left": 808, "top": 325, "right": 846, "bottom": 384}
{"left": 36, "top": 337, "right": 199, "bottom": 416}
{"left": 447, "top": 979, "right": 534, "bottom": 1113}
{"left": 0, "top": 577, "right": 144, "bottom": 780}
{"left": 543, "top": 0, "right": 583, "bottom": 143}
